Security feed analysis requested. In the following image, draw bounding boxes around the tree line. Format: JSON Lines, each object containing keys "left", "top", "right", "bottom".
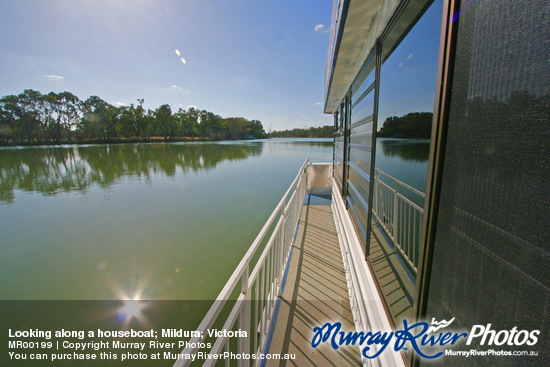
{"left": 0, "top": 89, "right": 267, "bottom": 145}
{"left": 377, "top": 112, "right": 433, "bottom": 138}
{"left": 268, "top": 125, "right": 333, "bottom": 138}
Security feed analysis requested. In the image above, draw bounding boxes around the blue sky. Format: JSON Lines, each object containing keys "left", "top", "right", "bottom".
{"left": 378, "top": 0, "right": 442, "bottom": 124}
{"left": 0, "top": 0, "right": 333, "bottom": 131}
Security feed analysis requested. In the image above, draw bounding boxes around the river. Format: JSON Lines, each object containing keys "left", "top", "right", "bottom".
{"left": 0, "top": 138, "right": 429, "bottom": 365}
{"left": 0, "top": 138, "right": 429, "bottom": 301}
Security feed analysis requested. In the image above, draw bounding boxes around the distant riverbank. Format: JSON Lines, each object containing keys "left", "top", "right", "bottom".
{"left": 0, "top": 136, "right": 336, "bottom": 148}
{"left": 268, "top": 125, "right": 333, "bottom": 138}
{"left": 0, "top": 135, "right": 256, "bottom": 147}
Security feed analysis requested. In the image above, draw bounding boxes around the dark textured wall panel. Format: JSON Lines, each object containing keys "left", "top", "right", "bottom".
{"left": 424, "top": 0, "right": 549, "bottom": 365}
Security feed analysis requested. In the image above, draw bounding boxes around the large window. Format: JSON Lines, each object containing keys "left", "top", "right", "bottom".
{"left": 331, "top": 0, "right": 443, "bottom": 331}
{"left": 368, "top": 0, "right": 442, "bottom": 329}
{"left": 347, "top": 54, "right": 376, "bottom": 245}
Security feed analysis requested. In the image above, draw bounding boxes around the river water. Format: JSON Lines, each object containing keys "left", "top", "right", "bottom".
{"left": 0, "top": 138, "right": 429, "bottom": 365}
{"left": 0, "top": 138, "right": 428, "bottom": 301}
{"left": 0, "top": 139, "right": 331, "bottom": 300}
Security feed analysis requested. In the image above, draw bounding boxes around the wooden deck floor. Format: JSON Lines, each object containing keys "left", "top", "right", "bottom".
{"left": 265, "top": 201, "right": 361, "bottom": 366}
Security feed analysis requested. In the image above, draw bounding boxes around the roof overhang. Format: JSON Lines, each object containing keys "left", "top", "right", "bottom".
{"left": 324, "top": 0, "right": 400, "bottom": 114}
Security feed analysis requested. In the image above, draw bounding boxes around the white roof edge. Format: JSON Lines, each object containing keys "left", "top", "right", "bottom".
{"left": 324, "top": 0, "right": 401, "bottom": 114}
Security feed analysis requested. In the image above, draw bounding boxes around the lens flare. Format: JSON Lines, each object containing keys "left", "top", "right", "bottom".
{"left": 120, "top": 299, "right": 144, "bottom": 320}
{"left": 96, "top": 261, "right": 108, "bottom": 271}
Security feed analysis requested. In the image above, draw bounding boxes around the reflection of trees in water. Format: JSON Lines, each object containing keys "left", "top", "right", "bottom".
{"left": 378, "top": 139, "right": 430, "bottom": 162}
{"left": 441, "top": 90, "right": 549, "bottom": 244}
{"left": 0, "top": 142, "right": 262, "bottom": 202}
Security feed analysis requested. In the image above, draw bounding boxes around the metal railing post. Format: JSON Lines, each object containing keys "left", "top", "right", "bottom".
{"left": 278, "top": 202, "right": 286, "bottom": 294}
{"left": 238, "top": 267, "right": 250, "bottom": 367}
{"left": 374, "top": 169, "right": 379, "bottom": 214}
{"left": 371, "top": 169, "right": 425, "bottom": 274}
{"left": 282, "top": 198, "right": 287, "bottom": 254}
{"left": 393, "top": 181, "right": 399, "bottom": 241}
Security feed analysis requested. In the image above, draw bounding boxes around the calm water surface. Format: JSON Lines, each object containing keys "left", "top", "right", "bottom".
{"left": 0, "top": 138, "right": 428, "bottom": 366}
{"left": 0, "top": 139, "right": 332, "bottom": 300}
{"left": 375, "top": 138, "right": 430, "bottom": 193}
{"left": 0, "top": 138, "right": 427, "bottom": 300}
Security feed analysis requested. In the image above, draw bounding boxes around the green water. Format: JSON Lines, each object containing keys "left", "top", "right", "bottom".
{"left": 0, "top": 138, "right": 428, "bottom": 366}
{"left": 375, "top": 138, "right": 430, "bottom": 193}
{"left": 0, "top": 139, "right": 333, "bottom": 300}
{"left": 0, "top": 138, "right": 428, "bottom": 301}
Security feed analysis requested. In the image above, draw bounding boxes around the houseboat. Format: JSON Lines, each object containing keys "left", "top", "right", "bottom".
{"left": 175, "top": 0, "right": 548, "bottom": 365}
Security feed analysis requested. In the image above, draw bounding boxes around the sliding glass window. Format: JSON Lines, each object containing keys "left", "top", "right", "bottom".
{"left": 368, "top": 0, "right": 442, "bottom": 330}
{"left": 346, "top": 55, "right": 376, "bottom": 247}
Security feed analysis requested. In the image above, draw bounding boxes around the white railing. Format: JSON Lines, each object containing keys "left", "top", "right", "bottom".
{"left": 372, "top": 168, "right": 425, "bottom": 273}
{"left": 174, "top": 159, "right": 309, "bottom": 367}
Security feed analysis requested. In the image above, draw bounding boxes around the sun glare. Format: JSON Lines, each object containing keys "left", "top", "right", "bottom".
{"left": 119, "top": 299, "right": 144, "bottom": 320}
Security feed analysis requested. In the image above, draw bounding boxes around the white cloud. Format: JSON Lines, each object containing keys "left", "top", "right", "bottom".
{"left": 115, "top": 102, "right": 127, "bottom": 106}
{"left": 149, "top": 85, "right": 192, "bottom": 96}
{"left": 314, "top": 24, "right": 325, "bottom": 32}
{"left": 234, "top": 76, "right": 249, "bottom": 84}
{"left": 42, "top": 74, "right": 64, "bottom": 80}
{"left": 173, "top": 103, "right": 188, "bottom": 111}
{"left": 313, "top": 102, "right": 322, "bottom": 106}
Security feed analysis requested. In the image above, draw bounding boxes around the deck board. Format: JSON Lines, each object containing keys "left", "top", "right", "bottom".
{"left": 265, "top": 202, "right": 361, "bottom": 366}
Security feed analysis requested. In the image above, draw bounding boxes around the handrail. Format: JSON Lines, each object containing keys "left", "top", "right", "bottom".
{"left": 174, "top": 159, "right": 309, "bottom": 367}
{"left": 373, "top": 168, "right": 425, "bottom": 273}
{"left": 376, "top": 168, "right": 425, "bottom": 198}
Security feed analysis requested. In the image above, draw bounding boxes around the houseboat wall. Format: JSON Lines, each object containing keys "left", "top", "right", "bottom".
{"left": 325, "top": 0, "right": 549, "bottom": 365}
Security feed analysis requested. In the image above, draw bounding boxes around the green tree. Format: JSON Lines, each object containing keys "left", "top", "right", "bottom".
{"left": 56, "top": 91, "right": 80, "bottom": 141}
{"left": 0, "top": 95, "right": 19, "bottom": 144}
{"left": 116, "top": 105, "right": 137, "bottom": 137}
{"left": 200, "top": 110, "right": 222, "bottom": 140}
{"left": 269, "top": 125, "right": 332, "bottom": 138}
{"left": 1, "top": 90, "right": 268, "bottom": 145}
{"left": 79, "top": 96, "right": 117, "bottom": 142}
{"left": 186, "top": 107, "right": 200, "bottom": 137}
{"left": 154, "top": 104, "right": 175, "bottom": 140}
{"left": 135, "top": 99, "right": 146, "bottom": 138}
{"left": 378, "top": 112, "right": 433, "bottom": 138}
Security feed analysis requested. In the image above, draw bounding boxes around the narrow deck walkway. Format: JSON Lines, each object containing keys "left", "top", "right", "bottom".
{"left": 266, "top": 195, "right": 361, "bottom": 366}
